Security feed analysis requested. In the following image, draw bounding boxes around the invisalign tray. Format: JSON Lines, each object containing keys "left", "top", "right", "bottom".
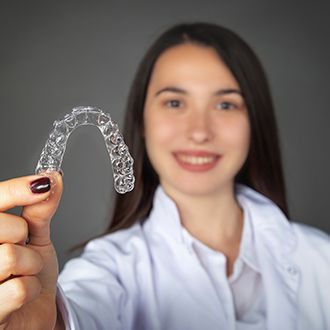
{"left": 35, "top": 106, "right": 135, "bottom": 194}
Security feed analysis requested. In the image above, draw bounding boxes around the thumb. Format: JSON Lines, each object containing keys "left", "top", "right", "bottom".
{"left": 22, "top": 171, "right": 63, "bottom": 246}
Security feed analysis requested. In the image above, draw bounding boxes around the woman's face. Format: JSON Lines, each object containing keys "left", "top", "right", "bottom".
{"left": 143, "top": 43, "right": 250, "bottom": 197}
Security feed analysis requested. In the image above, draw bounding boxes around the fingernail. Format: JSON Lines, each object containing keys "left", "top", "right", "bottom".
{"left": 30, "top": 177, "right": 51, "bottom": 194}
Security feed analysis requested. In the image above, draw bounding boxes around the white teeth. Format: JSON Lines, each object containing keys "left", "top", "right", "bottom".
{"left": 177, "top": 154, "right": 216, "bottom": 165}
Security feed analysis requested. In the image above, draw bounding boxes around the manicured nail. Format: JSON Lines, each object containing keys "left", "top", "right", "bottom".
{"left": 30, "top": 177, "right": 51, "bottom": 194}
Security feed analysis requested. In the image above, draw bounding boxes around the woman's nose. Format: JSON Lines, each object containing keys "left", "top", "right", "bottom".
{"left": 186, "top": 111, "right": 214, "bottom": 144}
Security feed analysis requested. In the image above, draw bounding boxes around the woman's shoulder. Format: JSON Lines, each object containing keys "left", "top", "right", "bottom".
{"left": 60, "top": 223, "right": 148, "bottom": 280}
{"left": 292, "top": 221, "right": 329, "bottom": 243}
{"left": 291, "top": 221, "right": 330, "bottom": 261}
{"left": 84, "top": 222, "right": 147, "bottom": 257}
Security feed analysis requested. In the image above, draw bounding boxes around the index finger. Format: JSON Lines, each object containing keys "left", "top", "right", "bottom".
{"left": 0, "top": 175, "right": 52, "bottom": 212}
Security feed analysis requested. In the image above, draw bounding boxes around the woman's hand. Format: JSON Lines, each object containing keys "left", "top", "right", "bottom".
{"left": 0, "top": 172, "right": 63, "bottom": 330}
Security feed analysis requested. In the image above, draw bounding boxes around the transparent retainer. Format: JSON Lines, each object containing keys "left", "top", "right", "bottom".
{"left": 35, "top": 106, "right": 135, "bottom": 194}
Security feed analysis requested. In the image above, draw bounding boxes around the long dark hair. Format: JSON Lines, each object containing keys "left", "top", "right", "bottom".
{"left": 107, "top": 22, "right": 290, "bottom": 234}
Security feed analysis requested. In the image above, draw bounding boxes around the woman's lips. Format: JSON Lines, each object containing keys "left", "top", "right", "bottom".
{"left": 173, "top": 151, "right": 221, "bottom": 172}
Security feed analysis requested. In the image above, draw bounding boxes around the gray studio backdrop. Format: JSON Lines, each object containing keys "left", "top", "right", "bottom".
{"left": 1, "top": 1, "right": 329, "bottom": 270}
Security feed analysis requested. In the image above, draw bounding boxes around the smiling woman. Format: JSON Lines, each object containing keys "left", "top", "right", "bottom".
{"left": 0, "top": 22, "right": 329, "bottom": 330}
{"left": 110, "top": 22, "right": 289, "bottom": 235}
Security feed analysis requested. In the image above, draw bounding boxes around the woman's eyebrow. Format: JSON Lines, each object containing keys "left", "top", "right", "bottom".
{"left": 155, "top": 86, "right": 243, "bottom": 97}
{"left": 214, "top": 88, "right": 242, "bottom": 96}
{"left": 155, "top": 86, "right": 187, "bottom": 96}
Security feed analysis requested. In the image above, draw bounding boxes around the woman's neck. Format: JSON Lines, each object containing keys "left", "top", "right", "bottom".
{"left": 162, "top": 182, "right": 244, "bottom": 274}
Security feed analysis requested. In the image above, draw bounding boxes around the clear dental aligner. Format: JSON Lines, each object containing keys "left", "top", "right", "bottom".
{"left": 35, "top": 106, "right": 135, "bottom": 194}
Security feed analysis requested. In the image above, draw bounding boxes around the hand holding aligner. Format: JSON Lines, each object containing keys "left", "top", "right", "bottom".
{"left": 35, "top": 106, "right": 135, "bottom": 194}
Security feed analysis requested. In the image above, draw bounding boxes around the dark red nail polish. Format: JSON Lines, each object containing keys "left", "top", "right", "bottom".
{"left": 30, "top": 177, "right": 51, "bottom": 194}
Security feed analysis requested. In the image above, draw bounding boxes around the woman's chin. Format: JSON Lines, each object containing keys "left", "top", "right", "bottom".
{"left": 162, "top": 180, "right": 233, "bottom": 198}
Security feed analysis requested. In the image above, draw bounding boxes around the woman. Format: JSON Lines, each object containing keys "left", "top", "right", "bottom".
{"left": 0, "top": 23, "right": 329, "bottom": 330}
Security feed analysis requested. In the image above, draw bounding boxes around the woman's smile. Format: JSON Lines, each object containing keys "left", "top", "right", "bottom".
{"left": 173, "top": 150, "right": 222, "bottom": 172}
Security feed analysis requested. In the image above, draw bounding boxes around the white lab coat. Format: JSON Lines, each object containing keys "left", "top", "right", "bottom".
{"left": 57, "top": 184, "right": 330, "bottom": 329}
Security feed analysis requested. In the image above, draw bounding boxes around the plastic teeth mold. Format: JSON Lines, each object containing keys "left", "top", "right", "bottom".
{"left": 35, "top": 106, "right": 135, "bottom": 194}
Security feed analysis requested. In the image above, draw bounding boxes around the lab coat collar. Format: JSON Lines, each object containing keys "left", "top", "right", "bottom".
{"left": 149, "top": 183, "right": 297, "bottom": 256}
{"left": 234, "top": 183, "right": 297, "bottom": 255}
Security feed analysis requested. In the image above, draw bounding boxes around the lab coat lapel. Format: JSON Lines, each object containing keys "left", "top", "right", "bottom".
{"left": 237, "top": 185, "right": 300, "bottom": 330}
{"left": 256, "top": 237, "right": 300, "bottom": 330}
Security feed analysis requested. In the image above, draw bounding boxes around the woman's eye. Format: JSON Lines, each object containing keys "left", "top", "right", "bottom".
{"left": 165, "top": 99, "right": 182, "bottom": 108}
{"left": 216, "top": 101, "right": 236, "bottom": 110}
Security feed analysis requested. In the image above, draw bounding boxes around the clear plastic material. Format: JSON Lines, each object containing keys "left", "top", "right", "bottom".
{"left": 35, "top": 106, "right": 135, "bottom": 194}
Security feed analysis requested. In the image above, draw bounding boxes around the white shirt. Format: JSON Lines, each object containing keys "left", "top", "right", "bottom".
{"left": 57, "top": 183, "right": 330, "bottom": 330}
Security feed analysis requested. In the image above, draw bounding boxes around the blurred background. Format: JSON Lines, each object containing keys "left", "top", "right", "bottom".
{"left": 1, "top": 0, "right": 329, "bottom": 270}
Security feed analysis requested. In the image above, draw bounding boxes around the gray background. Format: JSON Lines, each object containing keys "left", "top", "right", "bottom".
{"left": 1, "top": 0, "right": 329, "bottom": 270}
